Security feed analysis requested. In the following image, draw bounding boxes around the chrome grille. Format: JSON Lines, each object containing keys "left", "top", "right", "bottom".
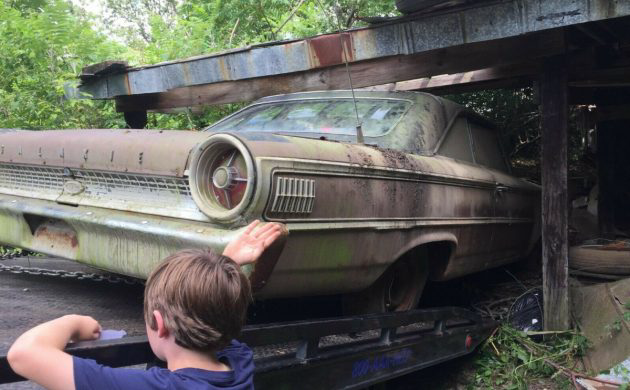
{"left": 270, "top": 176, "right": 315, "bottom": 214}
{"left": 0, "top": 165, "right": 65, "bottom": 192}
{"left": 0, "top": 163, "right": 205, "bottom": 221}
{"left": 78, "top": 171, "right": 191, "bottom": 197}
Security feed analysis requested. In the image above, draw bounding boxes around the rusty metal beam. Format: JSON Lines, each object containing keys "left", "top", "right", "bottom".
{"left": 74, "top": 0, "right": 630, "bottom": 108}
{"left": 115, "top": 30, "right": 565, "bottom": 112}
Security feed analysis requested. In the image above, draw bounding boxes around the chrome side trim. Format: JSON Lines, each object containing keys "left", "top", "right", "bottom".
{"left": 284, "top": 218, "right": 533, "bottom": 231}
{"left": 259, "top": 157, "right": 535, "bottom": 192}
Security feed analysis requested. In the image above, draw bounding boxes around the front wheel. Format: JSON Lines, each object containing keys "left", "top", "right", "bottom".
{"left": 342, "top": 250, "right": 429, "bottom": 314}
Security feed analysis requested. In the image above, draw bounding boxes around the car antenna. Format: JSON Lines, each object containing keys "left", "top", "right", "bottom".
{"left": 332, "top": 1, "right": 364, "bottom": 144}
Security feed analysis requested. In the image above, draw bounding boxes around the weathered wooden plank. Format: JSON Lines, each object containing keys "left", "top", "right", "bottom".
{"left": 79, "top": 61, "right": 129, "bottom": 82}
{"left": 116, "top": 30, "right": 565, "bottom": 112}
{"left": 362, "top": 62, "right": 540, "bottom": 93}
{"left": 540, "top": 55, "right": 570, "bottom": 331}
{"left": 569, "top": 87, "right": 630, "bottom": 105}
{"left": 570, "top": 66, "right": 630, "bottom": 87}
{"left": 366, "top": 47, "right": 630, "bottom": 95}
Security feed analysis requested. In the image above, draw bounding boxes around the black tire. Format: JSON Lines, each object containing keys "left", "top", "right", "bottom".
{"left": 343, "top": 249, "right": 429, "bottom": 315}
{"left": 569, "top": 245, "right": 630, "bottom": 275}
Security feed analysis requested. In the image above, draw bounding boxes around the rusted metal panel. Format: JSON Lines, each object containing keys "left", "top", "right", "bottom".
{"left": 74, "top": 0, "right": 630, "bottom": 100}
{"left": 307, "top": 33, "right": 354, "bottom": 68}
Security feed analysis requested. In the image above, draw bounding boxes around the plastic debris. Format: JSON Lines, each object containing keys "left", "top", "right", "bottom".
{"left": 508, "top": 288, "right": 543, "bottom": 334}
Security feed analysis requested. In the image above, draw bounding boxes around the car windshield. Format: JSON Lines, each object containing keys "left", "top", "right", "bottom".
{"left": 207, "top": 99, "right": 411, "bottom": 137}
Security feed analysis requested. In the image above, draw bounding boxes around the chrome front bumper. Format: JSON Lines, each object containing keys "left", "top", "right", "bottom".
{"left": 0, "top": 194, "right": 253, "bottom": 279}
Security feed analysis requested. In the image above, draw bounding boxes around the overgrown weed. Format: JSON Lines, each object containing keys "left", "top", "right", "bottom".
{"left": 472, "top": 325, "right": 589, "bottom": 389}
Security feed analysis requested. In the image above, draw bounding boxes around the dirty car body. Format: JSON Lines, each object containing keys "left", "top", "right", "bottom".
{"left": 0, "top": 91, "right": 540, "bottom": 309}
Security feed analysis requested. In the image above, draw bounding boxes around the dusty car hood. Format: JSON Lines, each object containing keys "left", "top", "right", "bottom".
{"left": 0, "top": 129, "right": 211, "bottom": 177}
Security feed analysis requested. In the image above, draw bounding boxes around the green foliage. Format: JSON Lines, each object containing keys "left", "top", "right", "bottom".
{"left": 0, "top": 0, "right": 398, "bottom": 131}
{"left": 448, "top": 88, "right": 591, "bottom": 180}
{"left": 473, "top": 325, "right": 589, "bottom": 389}
{"left": 604, "top": 300, "right": 630, "bottom": 338}
{"left": 611, "top": 363, "right": 630, "bottom": 385}
{"left": 139, "top": 0, "right": 397, "bottom": 63}
{"left": 0, "top": 0, "right": 128, "bottom": 129}
{"left": 447, "top": 88, "right": 541, "bottom": 180}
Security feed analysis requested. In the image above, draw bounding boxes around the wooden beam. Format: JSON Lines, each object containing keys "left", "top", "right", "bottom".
{"left": 540, "top": 56, "right": 570, "bottom": 331}
{"left": 569, "top": 87, "right": 630, "bottom": 105}
{"left": 363, "top": 46, "right": 630, "bottom": 96}
{"left": 570, "top": 66, "right": 630, "bottom": 87}
{"left": 366, "top": 53, "right": 630, "bottom": 96}
{"left": 115, "top": 30, "right": 565, "bottom": 112}
{"left": 361, "top": 62, "right": 539, "bottom": 94}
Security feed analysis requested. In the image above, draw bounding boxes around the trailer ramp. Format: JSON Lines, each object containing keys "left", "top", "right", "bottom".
{"left": 1, "top": 307, "right": 494, "bottom": 388}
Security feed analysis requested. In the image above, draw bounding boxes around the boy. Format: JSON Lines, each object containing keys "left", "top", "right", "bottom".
{"left": 8, "top": 220, "right": 284, "bottom": 390}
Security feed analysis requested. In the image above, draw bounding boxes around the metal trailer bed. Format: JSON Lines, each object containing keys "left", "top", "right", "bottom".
{"left": 1, "top": 307, "right": 494, "bottom": 389}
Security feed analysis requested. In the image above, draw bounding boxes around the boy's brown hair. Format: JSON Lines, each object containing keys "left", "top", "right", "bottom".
{"left": 143, "top": 249, "right": 251, "bottom": 351}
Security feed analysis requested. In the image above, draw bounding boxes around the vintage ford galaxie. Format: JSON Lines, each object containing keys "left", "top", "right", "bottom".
{"left": 0, "top": 91, "right": 540, "bottom": 312}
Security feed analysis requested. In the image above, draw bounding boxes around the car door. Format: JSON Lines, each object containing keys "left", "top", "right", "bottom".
{"left": 468, "top": 120, "right": 533, "bottom": 260}
{"left": 437, "top": 116, "right": 498, "bottom": 261}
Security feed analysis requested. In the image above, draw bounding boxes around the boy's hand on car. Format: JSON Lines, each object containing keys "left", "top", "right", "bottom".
{"left": 223, "top": 220, "right": 286, "bottom": 265}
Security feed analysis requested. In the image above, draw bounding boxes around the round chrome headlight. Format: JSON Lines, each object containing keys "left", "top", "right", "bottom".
{"left": 189, "top": 134, "right": 255, "bottom": 221}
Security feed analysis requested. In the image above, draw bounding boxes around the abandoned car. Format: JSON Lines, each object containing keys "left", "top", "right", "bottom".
{"left": 0, "top": 91, "right": 540, "bottom": 312}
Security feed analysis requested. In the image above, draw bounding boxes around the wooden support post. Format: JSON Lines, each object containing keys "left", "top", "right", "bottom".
{"left": 540, "top": 56, "right": 570, "bottom": 330}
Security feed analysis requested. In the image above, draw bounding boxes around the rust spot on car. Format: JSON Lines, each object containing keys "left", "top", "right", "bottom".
{"left": 34, "top": 222, "right": 79, "bottom": 251}
{"left": 379, "top": 147, "right": 411, "bottom": 168}
{"left": 307, "top": 33, "right": 353, "bottom": 68}
{"left": 356, "top": 149, "right": 374, "bottom": 166}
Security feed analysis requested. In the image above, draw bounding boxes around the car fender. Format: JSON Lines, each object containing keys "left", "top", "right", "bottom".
{"left": 390, "top": 231, "right": 458, "bottom": 279}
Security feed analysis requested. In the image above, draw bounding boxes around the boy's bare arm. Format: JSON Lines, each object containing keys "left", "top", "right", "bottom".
{"left": 8, "top": 314, "right": 101, "bottom": 390}
{"left": 223, "top": 220, "right": 286, "bottom": 265}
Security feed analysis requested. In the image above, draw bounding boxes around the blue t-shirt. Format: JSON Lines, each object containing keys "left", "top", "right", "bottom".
{"left": 73, "top": 340, "right": 254, "bottom": 390}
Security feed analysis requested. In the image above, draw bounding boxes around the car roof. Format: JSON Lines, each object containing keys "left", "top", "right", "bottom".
{"left": 253, "top": 90, "right": 443, "bottom": 105}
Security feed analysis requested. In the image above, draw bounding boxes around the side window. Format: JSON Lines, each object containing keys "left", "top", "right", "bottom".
{"left": 469, "top": 121, "right": 508, "bottom": 172}
{"left": 438, "top": 117, "right": 473, "bottom": 163}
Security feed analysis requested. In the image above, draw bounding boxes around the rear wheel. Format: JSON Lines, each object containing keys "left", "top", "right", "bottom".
{"left": 343, "top": 249, "right": 429, "bottom": 314}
